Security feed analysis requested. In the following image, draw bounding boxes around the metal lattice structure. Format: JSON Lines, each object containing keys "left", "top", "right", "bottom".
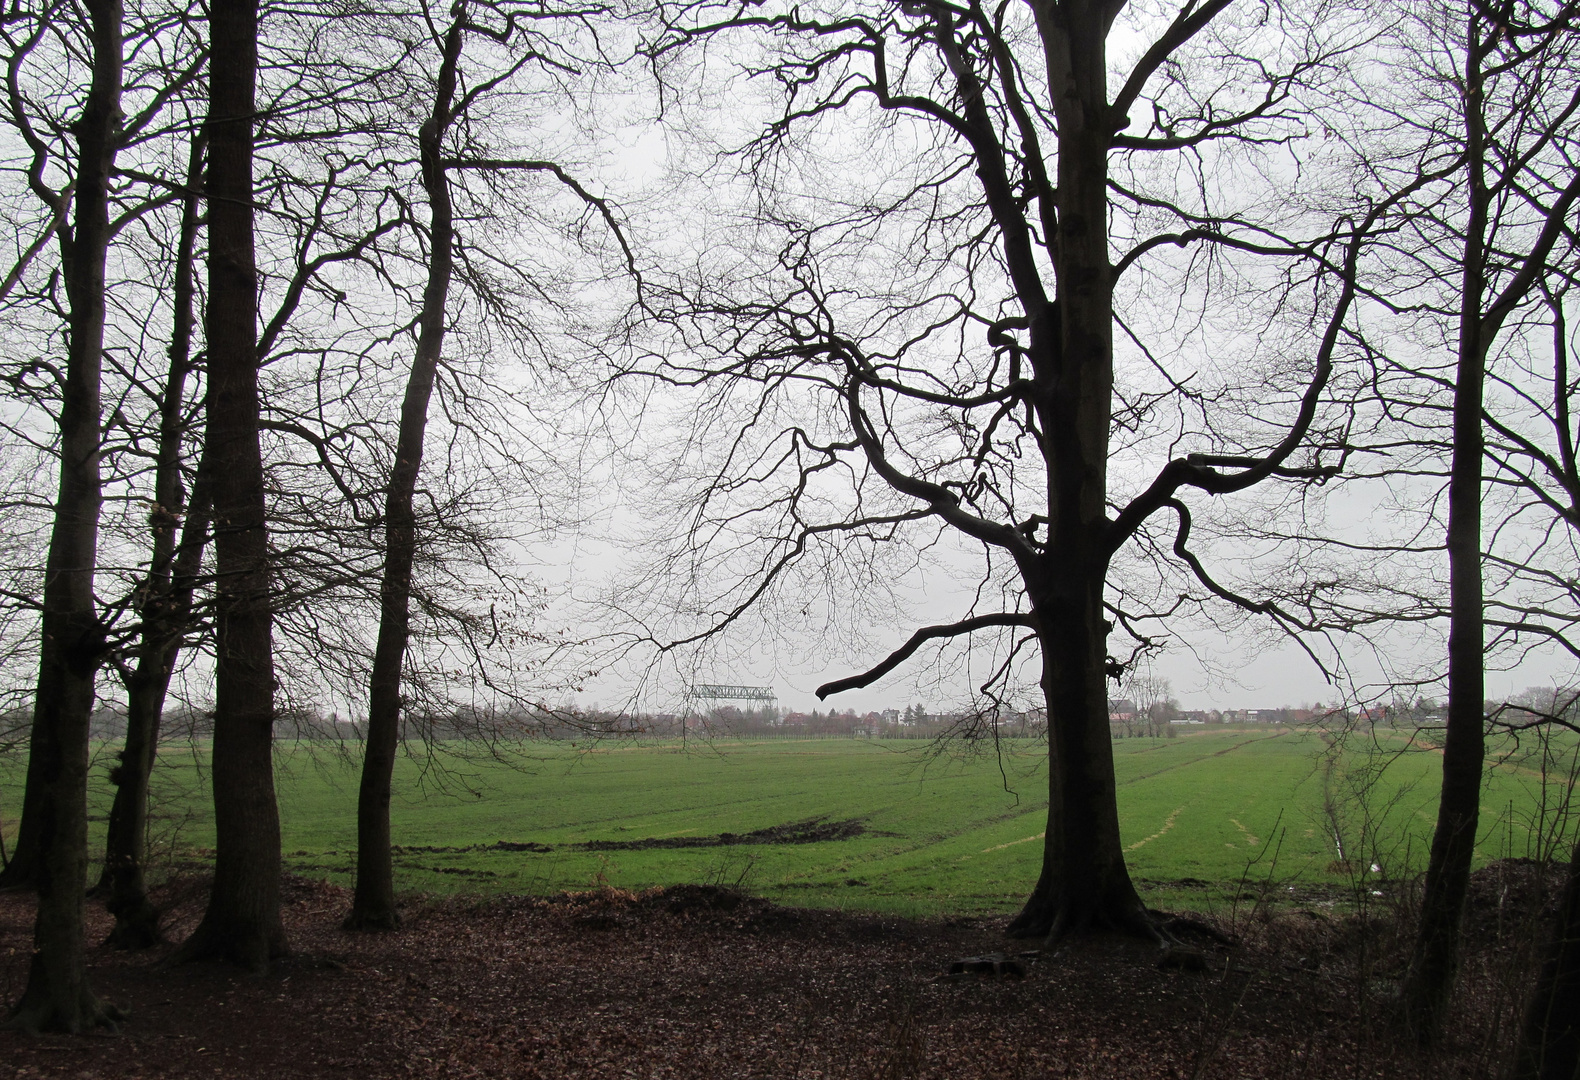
{"left": 686, "top": 683, "right": 777, "bottom": 704}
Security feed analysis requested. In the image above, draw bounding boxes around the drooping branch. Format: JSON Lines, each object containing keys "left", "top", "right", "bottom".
{"left": 643, "top": 508, "right": 935, "bottom": 652}
{"left": 257, "top": 418, "right": 377, "bottom": 524}
{"left": 816, "top": 611, "right": 1033, "bottom": 698}
{"left": 444, "top": 157, "right": 641, "bottom": 285}
{"left": 1160, "top": 497, "right": 1334, "bottom": 680}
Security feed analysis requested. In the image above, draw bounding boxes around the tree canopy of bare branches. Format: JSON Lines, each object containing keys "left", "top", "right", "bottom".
{"left": 609, "top": 0, "right": 1396, "bottom": 942}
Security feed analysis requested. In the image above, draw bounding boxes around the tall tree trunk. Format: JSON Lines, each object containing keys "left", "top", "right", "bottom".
{"left": 345, "top": 11, "right": 464, "bottom": 932}
{"left": 171, "top": 0, "right": 285, "bottom": 972}
{"left": 1006, "top": 0, "right": 1152, "bottom": 942}
{"left": 1513, "top": 844, "right": 1580, "bottom": 1080}
{"left": 1403, "top": 10, "right": 1488, "bottom": 1044}
{"left": 5, "top": 0, "right": 123, "bottom": 1034}
{"left": 1009, "top": 582, "right": 1151, "bottom": 939}
{"left": 98, "top": 135, "right": 207, "bottom": 950}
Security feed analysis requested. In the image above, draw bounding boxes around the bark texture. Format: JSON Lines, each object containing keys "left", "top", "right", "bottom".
{"left": 5, "top": 0, "right": 124, "bottom": 1033}
{"left": 346, "top": 12, "right": 464, "bottom": 932}
{"left": 171, "top": 0, "right": 286, "bottom": 972}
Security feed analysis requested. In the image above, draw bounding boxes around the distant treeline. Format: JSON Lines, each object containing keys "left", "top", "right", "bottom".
{"left": 30, "top": 703, "right": 1050, "bottom": 744}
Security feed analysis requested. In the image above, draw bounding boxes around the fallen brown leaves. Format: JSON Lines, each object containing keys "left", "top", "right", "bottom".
{"left": 0, "top": 870, "right": 1539, "bottom": 1078}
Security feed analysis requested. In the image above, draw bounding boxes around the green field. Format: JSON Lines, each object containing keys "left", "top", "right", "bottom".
{"left": 2, "top": 728, "right": 1576, "bottom": 917}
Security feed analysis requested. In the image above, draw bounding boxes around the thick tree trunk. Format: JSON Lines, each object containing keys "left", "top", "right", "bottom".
{"left": 1007, "top": 583, "right": 1151, "bottom": 940}
{"left": 1403, "top": 14, "right": 1487, "bottom": 1043}
{"left": 346, "top": 14, "right": 464, "bottom": 932}
{"left": 1006, "top": 0, "right": 1151, "bottom": 943}
{"left": 5, "top": 0, "right": 123, "bottom": 1034}
{"left": 1513, "top": 847, "right": 1580, "bottom": 1080}
{"left": 99, "top": 137, "right": 206, "bottom": 950}
{"left": 171, "top": 0, "right": 286, "bottom": 972}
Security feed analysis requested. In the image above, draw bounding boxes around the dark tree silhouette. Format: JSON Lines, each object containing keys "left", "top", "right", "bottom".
{"left": 347, "top": 0, "right": 635, "bottom": 929}
{"left": 1385, "top": 0, "right": 1580, "bottom": 1042}
{"left": 629, "top": 0, "right": 1397, "bottom": 942}
{"left": 4, "top": 0, "right": 126, "bottom": 1032}
{"left": 170, "top": 0, "right": 287, "bottom": 971}
{"left": 1514, "top": 838, "right": 1580, "bottom": 1080}
{"left": 346, "top": 2, "right": 472, "bottom": 932}
{"left": 97, "top": 131, "right": 208, "bottom": 950}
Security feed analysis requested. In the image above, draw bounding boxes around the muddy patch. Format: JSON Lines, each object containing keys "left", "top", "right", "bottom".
{"left": 289, "top": 820, "right": 868, "bottom": 872}
{"left": 579, "top": 816, "right": 869, "bottom": 851}
{"left": 388, "top": 840, "right": 555, "bottom": 855}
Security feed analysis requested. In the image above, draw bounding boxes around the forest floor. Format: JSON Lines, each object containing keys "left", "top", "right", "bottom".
{"left": 0, "top": 861, "right": 1555, "bottom": 1079}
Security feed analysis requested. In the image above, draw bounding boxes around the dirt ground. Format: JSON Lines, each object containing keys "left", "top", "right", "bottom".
{"left": 0, "top": 868, "right": 1545, "bottom": 1078}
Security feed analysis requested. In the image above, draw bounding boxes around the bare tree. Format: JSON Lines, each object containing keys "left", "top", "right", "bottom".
{"left": 622, "top": 0, "right": 1400, "bottom": 942}
{"left": 0, "top": 0, "right": 208, "bottom": 905}
{"left": 168, "top": 0, "right": 285, "bottom": 970}
{"left": 4, "top": 0, "right": 126, "bottom": 1032}
{"left": 97, "top": 130, "right": 208, "bottom": 948}
{"left": 347, "top": 0, "right": 509, "bottom": 931}
{"left": 347, "top": 0, "right": 637, "bottom": 929}
{"left": 1323, "top": 0, "right": 1580, "bottom": 1041}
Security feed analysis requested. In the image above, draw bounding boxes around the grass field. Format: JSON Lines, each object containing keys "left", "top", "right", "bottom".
{"left": 2, "top": 727, "right": 1576, "bottom": 917}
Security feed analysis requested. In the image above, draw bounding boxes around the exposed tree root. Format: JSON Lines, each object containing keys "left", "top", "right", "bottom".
{"left": 4, "top": 989, "right": 123, "bottom": 1035}
{"left": 1153, "top": 912, "right": 1237, "bottom": 948}
{"left": 170, "top": 918, "right": 287, "bottom": 975}
{"left": 1004, "top": 911, "right": 1050, "bottom": 939}
{"left": 1008, "top": 884, "right": 1172, "bottom": 948}
{"left": 104, "top": 901, "right": 163, "bottom": 950}
{"left": 343, "top": 907, "right": 401, "bottom": 932}
{"left": 1044, "top": 901, "right": 1169, "bottom": 949}
{"left": 1005, "top": 878, "right": 1056, "bottom": 939}
{"left": 103, "top": 859, "right": 163, "bottom": 950}
{"left": 0, "top": 866, "right": 37, "bottom": 894}
{"left": 1009, "top": 890, "right": 1225, "bottom": 953}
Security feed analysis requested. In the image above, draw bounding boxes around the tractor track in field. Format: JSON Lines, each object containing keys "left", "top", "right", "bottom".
{"left": 1120, "top": 730, "right": 1289, "bottom": 787}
